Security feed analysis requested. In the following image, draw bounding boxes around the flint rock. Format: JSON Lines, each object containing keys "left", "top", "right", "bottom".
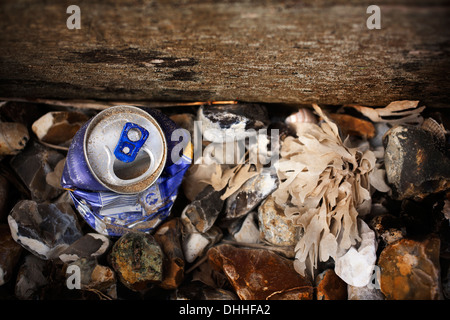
{"left": 15, "top": 254, "right": 49, "bottom": 300}
{"left": 154, "top": 218, "right": 185, "bottom": 289}
{"left": 8, "top": 200, "right": 82, "bottom": 260}
{"left": 59, "top": 233, "right": 111, "bottom": 263}
{"left": 181, "top": 226, "right": 222, "bottom": 263}
{"left": 0, "top": 122, "right": 29, "bottom": 156}
{"left": 258, "top": 194, "right": 301, "bottom": 246}
{"left": 10, "top": 141, "right": 65, "bottom": 202}
{"left": 315, "top": 269, "right": 347, "bottom": 300}
{"left": 66, "top": 258, "right": 116, "bottom": 299}
{"left": 384, "top": 125, "right": 450, "bottom": 200}
{"left": 0, "top": 224, "right": 23, "bottom": 286}
{"left": 182, "top": 185, "right": 224, "bottom": 233}
{"left": 207, "top": 244, "right": 313, "bottom": 300}
{"left": 32, "top": 111, "right": 88, "bottom": 146}
{"left": 378, "top": 236, "right": 442, "bottom": 300}
{"left": 198, "top": 104, "right": 268, "bottom": 143}
{"left": 225, "top": 169, "right": 278, "bottom": 220}
{"left": 109, "top": 232, "right": 164, "bottom": 292}
{"left": 170, "top": 281, "right": 238, "bottom": 300}
{"left": 228, "top": 212, "right": 260, "bottom": 244}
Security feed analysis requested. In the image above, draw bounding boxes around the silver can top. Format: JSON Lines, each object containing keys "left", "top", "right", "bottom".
{"left": 84, "top": 105, "right": 167, "bottom": 194}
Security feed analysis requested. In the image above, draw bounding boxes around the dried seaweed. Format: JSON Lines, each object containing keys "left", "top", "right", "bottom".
{"left": 272, "top": 104, "right": 390, "bottom": 278}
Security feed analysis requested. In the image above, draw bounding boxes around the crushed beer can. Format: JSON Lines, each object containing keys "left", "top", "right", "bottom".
{"left": 61, "top": 106, "right": 193, "bottom": 236}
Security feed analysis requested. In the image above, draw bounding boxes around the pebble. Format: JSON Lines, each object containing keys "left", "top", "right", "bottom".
{"left": 378, "top": 236, "right": 442, "bottom": 299}
{"left": 198, "top": 104, "right": 269, "bottom": 143}
{"left": 181, "top": 226, "right": 222, "bottom": 263}
{"left": 8, "top": 200, "right": 83, "bottom": 260}
{"left": 10, "top": 141, "right": 65, "bottom": 202}
{"left": 108, "top": 232, "right": 164, "bottom": 292}
{"left": 59, "top": 233, "right": 111, "bottom": 263}
{"left": 225, "top": 169, "right": 278, "bottom": 220}
{"left": 0, "top": 224, "right": 23, "bottom": 286}
{"left": 0, "top": 122, "right": 29, "bottom": 156}
{"left": 334, "top": 219, "right": 377, "bottom": 287}
{"left": 228, "top": 211, "right": 260, "bottom": 244}
{"left": 207, "top": 244, "right": 313, "bottom": 300}
{"left": 369, "top": 214, "right": 405, "bottom": 246}
{"left": 66, "top": 258, "right": 117, "bottom": 299}
{"left": 154, "top": 218, "right": 185, "bottom": 289}
{"left": 182, "top": 185, "right": 225, "bottom": 233}
{"left": 315, "top": 269, "right": 347, "bottom": 300}
{"left": 257, "top": 194, "right": 301, "bottom": 246}
{"left": 384, "top": 125, "right": 450, "bottom": 200}
{"left": 31, "top": 111, "right": 88, "bottom": 146}
{"left": 328, "top": 113, "right": 375, "bottom": 139}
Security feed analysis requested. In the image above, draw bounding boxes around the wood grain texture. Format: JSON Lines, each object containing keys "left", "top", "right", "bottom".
{"left": 0, "top": 0, "right": 449, "bottom": 107}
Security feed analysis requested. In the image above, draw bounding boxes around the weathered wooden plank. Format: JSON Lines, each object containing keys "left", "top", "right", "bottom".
{"left": 0, "top": 0, "right": 449, "bottom": 107}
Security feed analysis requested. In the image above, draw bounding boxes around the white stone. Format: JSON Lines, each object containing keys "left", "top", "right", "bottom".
{"left": 334, "top": 219, "right": 377, "bottom": 287}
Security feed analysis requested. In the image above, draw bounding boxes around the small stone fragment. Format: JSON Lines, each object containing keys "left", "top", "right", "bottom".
{"left": 0, "top": 224, "right": 23, "bottom": 286}
{"left": 315, "top": 269, "right": 347, "bottom": 300}
{"left": 154, "top": 218, "right": 185, "bottom": 289}
{"left": 32, "top": 111, "right": 88, "bottom": 146}
{"left": 229, "top": 212, "right": 260, "bottom": 244}
{"left": 225, "top": 169, "right": 278, "bottom": 220}
{"left": 15, "top": 254, "right": 49, "bottom": 300}
{"left": 45, "top": 158, "right": 66, "bottom": 190}
{"left": 258, "top": 194, "right": 301, "bottom": 246}
{"left": 109, "top": 232, "right": 164, "bottom": 292}
{"left": 378, "top": 236, "right": 442, "bottom": 300}
{"left": 369, "top": 214, "right": 405, "bottom": 246}
{"left": 66, "top": 258, "right": 117, "bottom": 299}
{"left": 182, "top": 226, "right": 222, "bottom": 263}
{"left": 59, "top": 233, "right": 111, "bottom": 263}
{"left": 207, "top": 244, "right": 313, "bottom": 300}
{"left": 170, "top": 281, "right": 238, "bottom": 300}
{"left": 182, "top": 185, "right": 225, "bottom": 233}
{"left": 347, "top": 284, "right": 385, "bottom": 300}
{"left": 8, "top": 200, "right": 82, "bottom": 260}
{"left": 198, "top": 104, "right": 269, "bottom": 143}
{"left": 384, "top": 125, "right": 450, "bottom": 200}
{"left": 10, "top": 141, "right": 65, "bottom": 201}
{"left": 0, "top": 122, "right": 29, "bottom": 156}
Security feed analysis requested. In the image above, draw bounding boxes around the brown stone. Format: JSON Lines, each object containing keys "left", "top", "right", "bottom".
{"left": 378, "top": 237, "right": 442, "bottom": 300}
{"left": 328, "top": 113, "right": 375, "bottom": 139}
{"left": 207, "top": 244, "right": 313, "bottom": 300}
{"left": 154, "top": 218, "right": 185, "bottom": 289}
{"left": 315, "top": 269, "right": 347, "bottom": 300}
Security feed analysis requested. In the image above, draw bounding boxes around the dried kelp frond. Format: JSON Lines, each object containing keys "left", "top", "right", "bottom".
{"left": 344, "top": 100, "right": 425, "bottom": 126}
{"left": 273, "top": 104, "right": 389, "bottom": 278}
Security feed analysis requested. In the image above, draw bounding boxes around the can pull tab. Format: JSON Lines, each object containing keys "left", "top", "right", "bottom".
{"left": 114, "top": 122, "right": 149, "bottom": 163}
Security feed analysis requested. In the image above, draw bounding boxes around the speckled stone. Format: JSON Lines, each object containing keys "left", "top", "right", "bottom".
{"left": 109, "top": 232, "right": 163, "bottom": 292}
{"left": 378, "top": 237, "right": 442, "bottom": 300}
{"left": 257, "top": 194, "right": 301, "bottom": 246}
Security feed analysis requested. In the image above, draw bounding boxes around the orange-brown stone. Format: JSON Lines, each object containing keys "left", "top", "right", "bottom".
{"left": 378, "top": 237, "right": 442, "bottom": 300}
{"left": 207, "top": 244, "right": 313, "bottom": 300}
{"left": 315, "top": 269, "right": 347, "bottom": 300}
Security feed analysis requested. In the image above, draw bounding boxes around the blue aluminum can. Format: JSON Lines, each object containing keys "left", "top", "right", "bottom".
{"left": 61, "top": 105, "right": 192, "bottom": 236}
